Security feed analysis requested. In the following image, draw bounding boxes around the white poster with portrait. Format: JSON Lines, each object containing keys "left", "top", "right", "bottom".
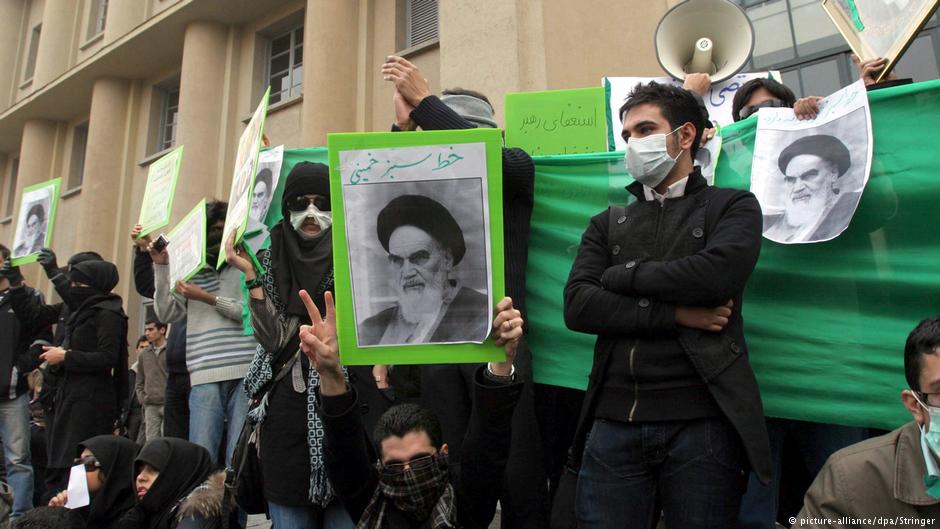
{"left": 251, "top": 145, "right": 283, "bottom": 224}
{"left": 751, "top": 79, "right": 872, "bottom": 244}
{"left": 339, "top": 143, "right": 492, "bottom": 348}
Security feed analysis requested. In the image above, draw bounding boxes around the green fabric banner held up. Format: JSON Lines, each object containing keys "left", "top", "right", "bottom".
{"left": 526, "top": 79, "right": 940, "bottom": 431}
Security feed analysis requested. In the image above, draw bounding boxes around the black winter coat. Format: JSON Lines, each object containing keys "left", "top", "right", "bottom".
{"left": 563, "top": 169, "right": 772, "bottom": 485}
{"left": 48, "top": 297, "right": 128, "bottom": 468}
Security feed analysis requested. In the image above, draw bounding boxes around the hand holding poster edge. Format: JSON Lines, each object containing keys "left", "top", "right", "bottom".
{"left": 327, "top": 128, "right": 506, "bottom": 366}
{"left": 137, "top": 145, "right": 184, "bottom": 239}
{"left": 217, "top": 86, "right": 270, "bottom": 268}
{"left": 821, "top": 0, "right": 940, "bottom": 83}
{"left": 10, "top": 177, "right": 62, "bottom": 267}
{"left": 167, "top": 199, "right": 208, "bottom": 292}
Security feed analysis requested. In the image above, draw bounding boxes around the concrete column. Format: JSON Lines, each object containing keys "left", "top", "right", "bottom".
{"left": 438, "top": 0, "right": 547, "bottom": 122}
{"left": 33, "top": 0, "right": 80, "bottom": 88}
{"left": 103, "top": 0, "right": 147, "bottom": 46}
{"left": 16, "top": 119, "right": 59, "bottom": 286}
{"left": 175, "top": 21, "right": 229, "bottom": 217}
{"left": 301, "top": 0, "right": 360, "bottom": 145}
{"left": 73, "top": 78, "right": 133, "bottom": 256}
{"left": 0, "top": 1, "right": 26, "bottom": 108}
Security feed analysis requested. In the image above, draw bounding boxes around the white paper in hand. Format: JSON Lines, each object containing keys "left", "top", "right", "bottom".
{"left": 65, "top": 463, "right": 90, "bottom": 509}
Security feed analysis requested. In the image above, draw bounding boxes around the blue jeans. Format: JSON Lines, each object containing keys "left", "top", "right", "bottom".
{"left": 188, "top": 379, "right": 248, "bottom": 468}
{"left": 268, "top": 500, "right": 354, "bottom": 529}
{"left": 0, "top": 393, "right": 34, "bottom": 517}
{"left": 737, "top": 418, "right": 869, "bottom": 529}
{"left": 576, "top": 417, "right": 748, "bottom": 529}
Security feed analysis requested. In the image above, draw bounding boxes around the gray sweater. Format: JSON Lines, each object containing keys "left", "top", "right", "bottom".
{"left": 153, "top": 264, "right": 256, "bottom": 386}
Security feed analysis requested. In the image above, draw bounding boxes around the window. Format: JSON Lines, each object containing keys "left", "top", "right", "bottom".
{"left": 86, "top": 0, "right": 108, "bottom": 39}
{"left": 267, "top": 26, "right": 303, "bottom": 105}
{"left": 23, "top": 24, "right": 41, "bottom": 82}
{"left": 4, "top": 158, "right": 18, "bottom": 218}
{"left": 735, "top": 1, "right": 940, "bottom": 98}
{"left": 405, "top": 0, "right": 438, "bottom": 49}
{"left": 158, "top": 87, "right": 179, "bottom": 152}
{"left": 68, "top": 123, "right": 88, "bottom": 190}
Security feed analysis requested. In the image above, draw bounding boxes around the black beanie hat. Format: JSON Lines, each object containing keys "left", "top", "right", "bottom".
{"left": 281, "top": 162, "right": 331, "bottom": 218}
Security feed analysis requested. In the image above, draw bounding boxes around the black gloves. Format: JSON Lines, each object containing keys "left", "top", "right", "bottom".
{"left": 0, "top": 260, "right": 23, "bottom": 286}
{"left": 36, "top": 248, "right": 60, "bottom": 277}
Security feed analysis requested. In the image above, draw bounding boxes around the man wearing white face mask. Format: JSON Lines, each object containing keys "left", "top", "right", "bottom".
{"left": 797, "top": 317, "right": 940, "bottom": 525}
{"left": 564, "top": 82, "right": 770, "bottom": 529}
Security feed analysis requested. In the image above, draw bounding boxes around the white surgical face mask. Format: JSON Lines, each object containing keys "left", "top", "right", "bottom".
{"left": 624, "top": 126, "right": 683, "bottom": 188}
{"left": 290, "top": 204, "right": 332, "bottom": 237}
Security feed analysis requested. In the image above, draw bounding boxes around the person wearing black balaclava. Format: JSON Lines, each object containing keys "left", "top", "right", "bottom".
{"left": 47, "top": 435, "right": 139, "bottom": 529}
{"left": 228, "top": 162, "right": 384, "bottom": 528}
{"left": 37, "top": 260, "right": 129, "bottom": 495}
{"left": 1, "top": 249, "right": 103, "bottom": 501}
{"left": 150, "top": 201, "right": 256, "bottom": 470}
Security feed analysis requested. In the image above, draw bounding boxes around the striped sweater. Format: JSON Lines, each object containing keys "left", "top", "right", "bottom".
{"left": 152, "top": 264, "right": 256, "bottom": 386}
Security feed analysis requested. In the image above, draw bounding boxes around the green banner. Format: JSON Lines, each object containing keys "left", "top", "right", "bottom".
{"left": 505, "top": 87, "right": 608, "bottom": 156}
{"left": 527, "top": 79, "right": 940, "bottom": 431}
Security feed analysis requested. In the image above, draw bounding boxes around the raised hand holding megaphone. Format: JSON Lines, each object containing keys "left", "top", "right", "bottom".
{"left": 655, "top": 0, "right": 754, "bottom": 83}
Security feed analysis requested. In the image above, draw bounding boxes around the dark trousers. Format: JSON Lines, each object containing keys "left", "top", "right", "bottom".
{"left": 576, "top": 417, "right": 748, "bottom": 529}
{"left": 737, "top": 418, "right": 870, "bottom": 528}
{"left": 163, "top": 372, "right": 191, "bottom": 440}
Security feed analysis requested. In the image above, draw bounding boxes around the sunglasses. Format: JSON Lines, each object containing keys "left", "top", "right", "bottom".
{"left": 380, "top": 454, "right": 436, "bottom": 475}
{"left": 739, "top": 99, "right": 790, "bottom": 120}
{"left": 286, "top": 195, "right": 328, "bottom": 213}
{"left": 74, "top": 455, "right": 101, "bottom": 472}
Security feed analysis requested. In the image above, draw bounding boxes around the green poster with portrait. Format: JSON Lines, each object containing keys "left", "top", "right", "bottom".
{"left": 10, "top": 178, "right": 61, "bottom": 266}
{"left": 327, "top": 128, "right": 505, "bottom": 365}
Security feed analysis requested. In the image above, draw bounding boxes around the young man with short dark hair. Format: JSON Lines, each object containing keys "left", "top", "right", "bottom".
{"left": 564, "top": 82, "right": 771, "bottom": 528}
{"left": 135, "top": 319, "right": 168, "bottom": 442}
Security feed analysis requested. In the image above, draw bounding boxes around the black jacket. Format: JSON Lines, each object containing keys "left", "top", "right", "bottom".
{"left": 48, "top": 297, "right": 128, "bottom": 468}
{"left": 320, "top": 367, "right": 522, "bottom": 529}
{"left": 0, "top": 286, "right": 51, "bottom": 400}
{"left": 563, "top": 169, "right": 772, "bottom": 484}
{"left": 400, "top": 94, "right": 535, "bottom": 317}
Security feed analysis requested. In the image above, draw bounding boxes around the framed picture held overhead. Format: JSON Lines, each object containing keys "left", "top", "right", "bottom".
{"left": 822, "top": 0, "right": 940, "bottom": 81}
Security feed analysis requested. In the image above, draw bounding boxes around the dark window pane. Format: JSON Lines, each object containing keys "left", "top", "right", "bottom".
{"left": 800, "top": 59, "right": 844, "bottom": 97}
{"left": 270, "top": 53, "right": 290, "bottom": 75}
{"left": 894, "top": 33, "right": 940, "bottom": 81}
{"left": 271, "top": 34, "right": 291, "bottom": 55}
{"left": 294, "top": 46, "right": 303, "bottom": 64}
{"left": 295, "top": 26, "right": 304, "bottom": 44}
{"left": 781, "top": 69, "right": 802, "bottom": 98}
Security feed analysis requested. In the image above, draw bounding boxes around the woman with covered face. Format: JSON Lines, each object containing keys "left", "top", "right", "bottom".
{"left": 47, "top": 435, "right": 138, "bottom": 529}
{"left": 39, "top": 261, "right": 129, "bottom": 494}
{"left": 227, "top": 162, "right": 369, "bottom": 528}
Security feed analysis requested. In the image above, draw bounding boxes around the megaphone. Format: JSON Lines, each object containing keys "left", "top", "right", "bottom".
{"left": 655, "top": 0, "right": 754, "bottom": 83}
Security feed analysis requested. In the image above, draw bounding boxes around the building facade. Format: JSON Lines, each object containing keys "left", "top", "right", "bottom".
{"left": 0, "top": 0, "right": 937, "bottom": 333}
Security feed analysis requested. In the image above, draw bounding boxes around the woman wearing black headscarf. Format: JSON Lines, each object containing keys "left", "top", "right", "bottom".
{"left": 227, "top": 162, "right": 383, "bottom": 527}
{"left": 131, "top": 438, "right": 230, "bottom": 529}
{"left": 48, "top": 435, "right": 138, "bottom": 529}
{"left": 39, "top": 261, "right": 129, "bottom": 491}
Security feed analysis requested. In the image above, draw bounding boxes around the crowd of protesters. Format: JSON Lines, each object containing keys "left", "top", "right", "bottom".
{"left": 0, "top": 52, "right": 937, "bottom": 529}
